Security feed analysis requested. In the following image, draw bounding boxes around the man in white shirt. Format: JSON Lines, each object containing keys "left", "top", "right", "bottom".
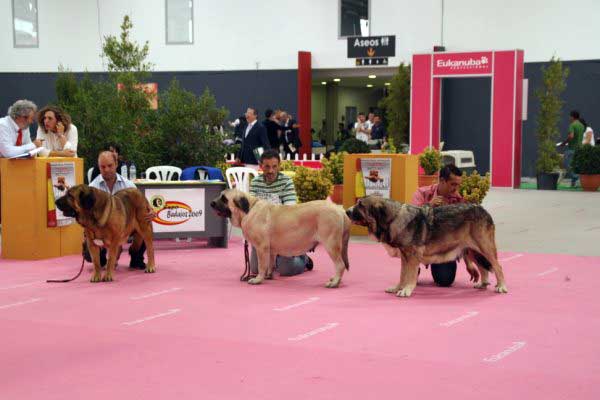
{"left": 0, "top": 99, "right": 43, "bottom": 158}
{"left": 354, "top": 112, "right": 369, "bottom": 143}
{"left": 87, "top": 151, "right": 150, "bottom": 268}
{"left": 0, "top": 100, "right": 44, "bottom": 223}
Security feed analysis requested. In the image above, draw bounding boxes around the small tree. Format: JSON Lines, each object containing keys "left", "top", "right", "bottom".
{"left": 535, "top": 57, "right": 569, "bottom": 174}
{"left": 378, "top": 63, "right": 410, "bottom": 146}
{"left": 56, "top": 15, "right": 230, "bottom": 173}
{"left": 101, "top": 15, "right": 153, "bottom": 78}
{"left": 145, "top": 80, "right": 229, "bottom": 168}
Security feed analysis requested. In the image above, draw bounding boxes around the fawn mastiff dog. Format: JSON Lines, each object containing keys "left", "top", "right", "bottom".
{"left": 210, "top": 189, "right": 351, "bottom": 287}
{"left": 55, "top": 184, "right": 156, "bottom": 282}
{"left": 346, "top": 196, "right": 507, "bottom": 297}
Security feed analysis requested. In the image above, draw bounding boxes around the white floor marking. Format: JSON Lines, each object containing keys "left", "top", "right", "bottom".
{"left": 0, "top": 298, "right": 43, "bottom": 310}
{"left": 130, "top": 287, "right": 182, "bottom": 300}
{"left": 122, "top": 308, "right": 181, "bottom": 326}
{"left": 288, "top": 322, "right": 339, "bottom": 341}
{"left": 440, "top": 311, "right": 479, "bottom": 327}
{"left": 0, "top": 281, "right": 42, "bottom": 290}
{"left": 499, "top": 254, "right": 523, "bottom": 262}
{"left": 483, "top": 341, "right": 526, "bottom": 363}
{"left": 537, "top": 267, "right": 559, "bottom": 277}
{"left": 273, "top": 297, "right": 319, "bottom": 311}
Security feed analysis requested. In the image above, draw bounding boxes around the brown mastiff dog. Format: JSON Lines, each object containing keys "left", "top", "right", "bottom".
{"left": 55, "top": 184, "right": 156, "bottom": 282}
{"left": 346, "top": 196, "right": 507, "bottom": 297}
{"left": 210, "top": 189, "right": 351, "bottom": 288}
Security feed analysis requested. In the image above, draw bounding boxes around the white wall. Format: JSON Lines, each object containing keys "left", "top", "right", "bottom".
{"left": 442, "top": 0, "right": 600, "bottom": 62}
{"left": 1, "top": 0, "right": 599, "bottom": 73}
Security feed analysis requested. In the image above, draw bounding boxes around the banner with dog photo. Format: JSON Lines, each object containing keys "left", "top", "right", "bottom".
{"left": 47, "top": 162, "right": 76, "bottom": 227}
{"left": 360, "top": 158, "right": 392, "bottom": 198}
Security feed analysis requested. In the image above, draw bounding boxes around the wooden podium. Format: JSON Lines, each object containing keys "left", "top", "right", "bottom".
{"left": 343, "top": 153, "right": 419, "bottom": 236}
{"left": 1, "top": 157, "right": 84, "bottom": 259}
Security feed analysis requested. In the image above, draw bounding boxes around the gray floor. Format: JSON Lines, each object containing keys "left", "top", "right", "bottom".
{"left": 347, "top": 188, "right": 599, "bottom": 257}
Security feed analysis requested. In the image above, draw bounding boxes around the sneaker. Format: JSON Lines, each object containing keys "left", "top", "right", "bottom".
{"left": 305, "top": 256, "right": 314, "bottom": 271}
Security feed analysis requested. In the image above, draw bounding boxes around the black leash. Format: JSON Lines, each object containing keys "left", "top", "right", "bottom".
{"left": 240, "top": 239, "right": 255, "bottom": 282}
{"left": 47, "top": 255, "right": 86, "bottom": 283}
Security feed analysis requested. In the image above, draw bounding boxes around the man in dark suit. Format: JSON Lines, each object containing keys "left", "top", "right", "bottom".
{"left": 280, "top": 111, "right": 302, "bottom": 158}
{"left": 237, "top": 107, "right": 270, "bottom": 166}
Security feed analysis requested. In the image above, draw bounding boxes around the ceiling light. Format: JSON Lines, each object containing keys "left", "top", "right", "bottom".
{"left": 366, "top": 84, "right": 373, "bottom": 88}
{"left": 368, "top": 75, "right": 376, "bottom": 79}
{"left": 321, "top": 81, "right": 327, "bottom": 85}
{"left": 333, "top": 78, "right": 341, "bottom": 82}
{"left": 384, "top": 82, "right": 391, "bottom": 86}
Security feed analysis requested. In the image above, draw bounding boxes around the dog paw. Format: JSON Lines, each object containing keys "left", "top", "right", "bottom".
{"left": 144, "top": 266, "right": 156, "bottom": 274}
{"left": 248, "top": 277, "right": 264, "bottom": 285}
{"left": 385, "top": 286, "right": 400, "bottom": 294}
{"left": 90, "top": 274, "right": 102, "bottom": 283}
{"left": 325, "top": 277, "right": 340, "bottom": 288}
{"left": 101, "top": 274, "right": 113, "bottom": 282}
{"left": 474, "top": 281, "right": 490, "bottom": 289}
{"left": 495, "top": 284, "right": 508, "bottom": 294}
{"left": 396, "top": 287, "right": 414, "bottom": 297}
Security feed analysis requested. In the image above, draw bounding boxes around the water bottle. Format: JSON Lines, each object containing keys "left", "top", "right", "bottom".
{"left": 120, "top": 163, "right": 128, "bottom": 179}
{"left": 129, "top": 162, "right": 137, "bottom": 180}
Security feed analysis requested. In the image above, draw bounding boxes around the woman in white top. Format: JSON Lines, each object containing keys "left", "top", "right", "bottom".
{"left": 581, "top": 119, "right": 595, "bottom": 146}
{"left": 36, "top": 105, "right": 78, "bottom": 157}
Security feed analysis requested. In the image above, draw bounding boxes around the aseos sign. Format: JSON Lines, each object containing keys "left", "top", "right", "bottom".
{"left": 347, "top": 35, "right": 395, "bottom": 58}
{"left": 433, "top": 52, "right": 493, "bottom": 76}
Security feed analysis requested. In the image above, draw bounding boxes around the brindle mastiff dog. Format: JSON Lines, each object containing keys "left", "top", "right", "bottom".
{"left": 55, "top": 184, "right": 156, "bottom": 282}
{"left": 346, "top": 196, "right": 507, "bottom": 297}
{"left": 210, "top": 189, "right": 350, "bottom": 288}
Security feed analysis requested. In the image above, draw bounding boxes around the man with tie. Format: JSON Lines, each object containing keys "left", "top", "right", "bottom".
{"left": 236, "top": 107, "right": 270, "bottom": 167}
{"left": 0, "top": 100, "right": 44, "bottom": 222}
{"left": 0, "top": 99, "right": 43, "bottom": 158}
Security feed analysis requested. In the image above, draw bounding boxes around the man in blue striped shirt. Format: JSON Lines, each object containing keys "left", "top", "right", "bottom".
{"left": 248, "top": 149, "right": 313, "bottom": 276}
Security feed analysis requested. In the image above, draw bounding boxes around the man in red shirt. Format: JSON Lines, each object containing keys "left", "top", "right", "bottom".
{"left": 411, "top": 164, "right": 465, "bottom": 286}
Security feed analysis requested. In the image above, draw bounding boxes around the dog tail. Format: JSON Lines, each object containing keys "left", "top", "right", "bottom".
{"left": 341, "top": 215, "right": 350, "bottom": 270}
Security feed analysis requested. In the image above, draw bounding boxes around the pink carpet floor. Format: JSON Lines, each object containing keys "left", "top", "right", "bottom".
{"left": 1, "top": 237, "right": 599, "bottom": 399}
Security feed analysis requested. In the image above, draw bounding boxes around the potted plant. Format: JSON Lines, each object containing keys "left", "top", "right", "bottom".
{"left": 292, "top": 166, "right": 333, "bottom": 203}
{"left": 572, "top": 144, "right": 600, "bottom": 191}
{"left": 378, "top": 63, "right": 410, "bottom": 148}
{"left": 535, "top": 57, "right": 569, "bottom": 190}
{"left": 322, "top": 152, "right": 346, "bottom": 204}
{"left": 418, "top": 146, "right": 442, "bottom": 187}
{"left": 459, "top": 171, "right": 491, "bottom": 204}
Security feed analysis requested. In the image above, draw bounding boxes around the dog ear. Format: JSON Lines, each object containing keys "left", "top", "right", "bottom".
{"left": 79, "top": 188, "right": 95, "bottom": 210}
{"left": 369, "top": 204, "right": 390, "bottom": 242}
{"left": 234, "top": 195, "right": 250, "bottom": 214}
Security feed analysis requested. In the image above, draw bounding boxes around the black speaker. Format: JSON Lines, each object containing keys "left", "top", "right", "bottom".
{"left": 433, "top": 45, "right": 446, "bottom": 52}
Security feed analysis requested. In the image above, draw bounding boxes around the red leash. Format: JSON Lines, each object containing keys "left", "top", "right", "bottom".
{"left": 47, "top": 256, "right": 85, "bottom": 283}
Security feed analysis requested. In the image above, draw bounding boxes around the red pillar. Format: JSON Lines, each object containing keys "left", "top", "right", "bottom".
{"left": 297, "top": 51, "right": 312, "bottom": 155}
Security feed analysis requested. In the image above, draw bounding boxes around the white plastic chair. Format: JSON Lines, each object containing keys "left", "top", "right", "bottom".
{"left": 224, "top": 167, "right": 258, "bottom": 243}
{"left": 145, "top": 166, "right": 182, "bottom": 181}
{"left": 225, "top": 167, "right": 258, "bottom": 193}
{"left": 87, "top": 167, "right": 94, "bottom": 184}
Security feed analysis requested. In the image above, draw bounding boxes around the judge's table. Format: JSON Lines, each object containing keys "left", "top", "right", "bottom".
{"left": 0, "top": 157, "right": 83, "bottom": 260}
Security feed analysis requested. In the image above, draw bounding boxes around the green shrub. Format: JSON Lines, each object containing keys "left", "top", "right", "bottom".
{"left": 418, "top": 147, "right": 442, "bottom": 175}
{"left": 339, "top": 138, "right": 371, "bottom": 154}
{"left": 572, "top": 144, "right": 600, "bottom": 174}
